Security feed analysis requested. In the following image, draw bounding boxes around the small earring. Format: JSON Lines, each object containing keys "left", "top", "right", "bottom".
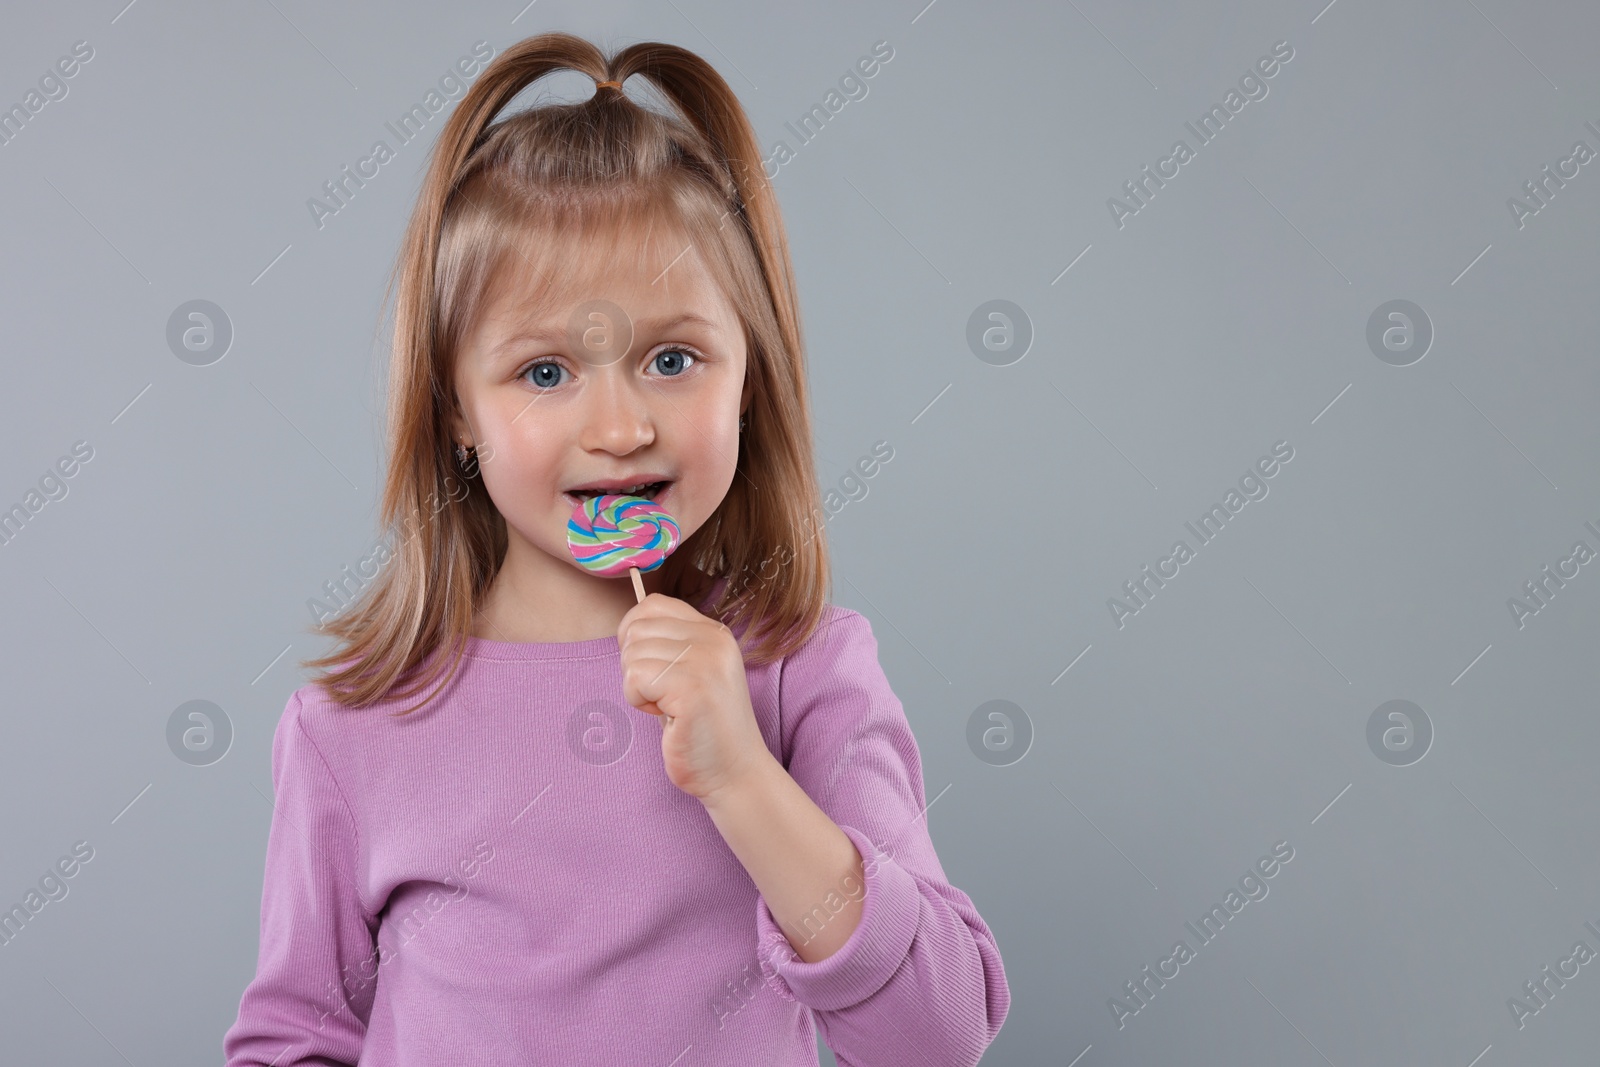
{"left": 738, "top": 414, "right": 747, "bottom": 432}
{"left": 455, "top": 442, "right": 478, "bottom": 475}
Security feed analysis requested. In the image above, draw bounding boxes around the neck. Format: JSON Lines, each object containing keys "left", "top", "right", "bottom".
{"left": 472, "top": 532, "right": 701, "bottom": 644}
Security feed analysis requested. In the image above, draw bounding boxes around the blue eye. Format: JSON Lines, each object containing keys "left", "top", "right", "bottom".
{"left": 651, "top": 347, "right": 696, "bottom": 376}
{"left": 522, "top": 361, "right": 566, "bottom": 389}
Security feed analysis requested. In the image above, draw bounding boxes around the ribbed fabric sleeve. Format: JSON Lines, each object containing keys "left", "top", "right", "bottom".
{"left": 223, "top": 691, "right": 377, "bottom": 1066}
{"left": 753, "top": 610, "right": 1010, "bottom": 1066}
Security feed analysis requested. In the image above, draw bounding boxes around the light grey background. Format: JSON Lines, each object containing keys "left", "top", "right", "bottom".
{"left": 2, "top": 0, "right": 1597, "bottom": 1063}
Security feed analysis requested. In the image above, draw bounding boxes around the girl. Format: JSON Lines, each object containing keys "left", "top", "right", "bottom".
{"left": 224, "top": 32, "right": 1008, "bottom": 1066}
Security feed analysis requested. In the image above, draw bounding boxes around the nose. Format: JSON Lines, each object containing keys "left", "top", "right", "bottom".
{"left": 578, "top": 368, "right": 655, "bottom": 456}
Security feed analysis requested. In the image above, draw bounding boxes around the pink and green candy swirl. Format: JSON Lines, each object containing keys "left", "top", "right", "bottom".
{"left": 566, "top": 494, "right": 681, "bottom": 576}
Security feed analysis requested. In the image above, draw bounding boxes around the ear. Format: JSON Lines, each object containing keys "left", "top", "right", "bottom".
{"left": 739, "top": 374, "right": 753, "bottom": 417}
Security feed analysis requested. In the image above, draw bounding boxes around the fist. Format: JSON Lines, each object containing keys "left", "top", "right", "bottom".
{"left": 617, "top": 593, "right": 773, "bottom": 801}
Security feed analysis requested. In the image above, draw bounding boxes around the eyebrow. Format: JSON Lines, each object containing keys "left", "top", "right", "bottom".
{"left": 489, "top": 313, "right": 723, "bottom": 359}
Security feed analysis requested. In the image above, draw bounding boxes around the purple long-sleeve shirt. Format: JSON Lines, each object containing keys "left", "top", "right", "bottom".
{"left": 223, "top": 604, "right": 1009, "bottom": 1065}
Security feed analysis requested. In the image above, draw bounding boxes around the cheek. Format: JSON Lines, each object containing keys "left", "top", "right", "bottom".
{"left": 658, "top": 385, "right": 739, "bottom": 452}
{"left": 701, "top": 424, "right": 744, "bottom": 501}
{"left": 686, "top": 414, "right": 741, "bottom": 475}
{"left": 479, "top": 420, "right": 562, "bottom": 497}
{"left": 655, "top": 395, "right": 740, "bottom": 512}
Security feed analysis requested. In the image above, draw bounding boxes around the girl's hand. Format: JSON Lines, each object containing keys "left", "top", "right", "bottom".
{"left": 617, "top": 593, "right": 774, "bottom": 802}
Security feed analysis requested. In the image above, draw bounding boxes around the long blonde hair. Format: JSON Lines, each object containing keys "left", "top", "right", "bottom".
{"left": 302, "top": 32, "right": 830, "bottom": 713}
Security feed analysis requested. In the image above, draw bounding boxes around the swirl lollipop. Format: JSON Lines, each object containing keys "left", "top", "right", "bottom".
{"left": 567, "top": 494, "right": 682, "bottom": 602}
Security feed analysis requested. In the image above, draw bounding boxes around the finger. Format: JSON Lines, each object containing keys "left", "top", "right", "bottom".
{"left": 622, "top": 635, "right": 694, "bottom": 664}
{"left": 618, "top": 617, "right": 703, "bottom": 650}
{"left": 617, "top": 595, "right": 688, "bottom": 645}
{"left": 624, "top": 647, "right": 693, "bottom": 706}
{"left": 628, "top": 593, "right": 704, "bottom": 628}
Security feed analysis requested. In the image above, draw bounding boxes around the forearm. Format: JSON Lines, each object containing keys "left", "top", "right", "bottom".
{"left": 700, "top": 752, "right": 866, "bottom": 963}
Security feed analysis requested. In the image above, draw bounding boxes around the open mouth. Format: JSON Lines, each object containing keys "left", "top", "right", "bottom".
{"left": 563, "top": 481, "right": 672, "bottom": 508}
